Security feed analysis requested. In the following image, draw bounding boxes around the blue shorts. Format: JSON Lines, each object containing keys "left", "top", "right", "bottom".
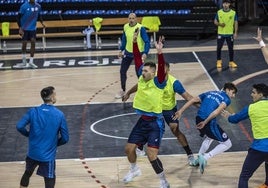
{"left": 22, "top": 30, "right": 36, "bottom": 41}
{"left": 127, "top": 117, "right": 165, "bottom": 148}
{"left": 163, "top": 107, "right": 178, "bottom": 125}
{"left": 196, "top": 116, "right": 229, "bottom": 142}
{"left": 25, "top": 156, "right": 56, "bottom": 178}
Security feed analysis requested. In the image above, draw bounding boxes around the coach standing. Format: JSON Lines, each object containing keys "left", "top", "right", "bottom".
{"left": 115, "top": 13, "right": 150, "bottom": 99}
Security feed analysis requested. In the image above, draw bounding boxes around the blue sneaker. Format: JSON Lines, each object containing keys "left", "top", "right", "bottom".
{"left": 198, "top": 154, "right": 207, "bottom": 174}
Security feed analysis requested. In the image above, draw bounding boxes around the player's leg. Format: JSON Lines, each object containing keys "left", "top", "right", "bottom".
{"left": 202, "top": 121, "right": 232, "bottom": 160}
{"left": 123, "top": 117, "right": 145, "bottom": 183}
{"left": 15, "top": 31, "right": 30, "bottom": 68}
{"left": 44, "top": 177, "right": 56, "bottom": 188}
{"left": 116, "top": 56, "right": 133, "bottom": 98}
{"left": 226, "top": 35, "right": 237, "bottom": 68}
{"left": 20, "top": 157, "right": 38, "bottom": 188}
{"left": 28, "top": 30, "right": 38, "bottom": 68}
{"left": 147, "top": 119, "right": 169, "bottom": 188}
{"left": 37, "top": 160, "right": 56, "bottom": 188}
{"left": 216, "top": 35, "right": 225, "bottom": 68}
{"left": 163, "top": 109, "right": 194, "bottom": 165}
{"left": 238, "top": 148, "right": 266, "bottom": 188}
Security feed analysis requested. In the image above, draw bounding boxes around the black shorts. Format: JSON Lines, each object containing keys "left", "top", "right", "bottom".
{"left": 196, "top": 116, "right": 229, "bottom": 142}
{"left": 127, "top": 117, "right": 165, "bottom": 148}
{"left": 25, "top": 156, "right": 56, "bottom": 178}
{"left": 163, "top": 107, "right": 179, "bottom": 125}
{"left": 22, "top": 30, "right": 36, "bottom": 41}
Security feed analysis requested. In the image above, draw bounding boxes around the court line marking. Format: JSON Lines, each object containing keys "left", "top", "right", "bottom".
{"left": 0, "top": 44, "right": 259, "bottom": 60}
{"left": 90, "top": 113, "right": 177, "bottom": 140}
{"left": 192, "top": 51, "right": 219, "bottom": 90}
{"left": 232, "top": 69, "right": 268, "bottom": 85}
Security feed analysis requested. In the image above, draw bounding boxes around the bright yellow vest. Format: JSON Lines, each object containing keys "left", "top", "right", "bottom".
{"left": 248, "top": 100, "right": 268, "bottom": 139}
{"left": 133, "top": 77, "right": 164, "bottom": 114}
{"left": 162, "top": 75, "right": 177, "bottom": 110}
{"left": 124, "top": 23, "right": 145, "bottom": 53}
{"left": 217, "top": 9, "right": 236, "bottom": 35}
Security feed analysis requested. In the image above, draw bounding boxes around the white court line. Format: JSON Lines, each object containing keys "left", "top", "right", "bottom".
{"left": 0, "top": 70, "right": 119, "bottom": 84}
{"left": 192, "top": 51, "right": 220, "bottom": 91}
{"left": 90, "top": 113, "right": 177, "bottom": 140}
{"left": 232, "top": 69, "right": 268, "bottom": 85}
{"left": 0, "top": 151, "right": 248, "bottom": 163}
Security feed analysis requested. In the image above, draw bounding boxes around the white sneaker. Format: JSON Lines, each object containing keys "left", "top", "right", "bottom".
{"left": 160, "top": 180, "right": 170, "bottom": 188}
{"left": 115, "top": 90, "right": 125, "bottom": 99}
{"left": 136, "top": 147, "right": 146, "bottom": 156}
{"left": 123, "top": 166, "right": 141, "bottom": 183}
{"left": 13, "top": 62, "right": 30, "bottom": 68}
{"left": 188, "top": 154, "right": 198, "bottom": 166}
{"left": 29, "top": 62, "right": 38, "bottom": 69}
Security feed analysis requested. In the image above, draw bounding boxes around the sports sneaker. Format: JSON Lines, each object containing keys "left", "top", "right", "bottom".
{"left": 188, "top": 154, "right": 198, "bottom": 166}
{"left": 160, "top": 180, "right": 170, "bottom": 188}
{"left": 136, "top": 147, "right": 146, "bottom": 156}
{"left": 29, "top": 62, "right": 38, "bottom": 69}
{"left": 13, "top": 62, "right": 30, "bottom": 68}
{"left": 198, "top": 154, "right": 207, "bottom": 174}
{"left": 216, "top": 60, "right": 222, "bottom": 68}
{"left": 115, "top": 90, "right": 125, "bottom": 99}
{"left": 123, "top": 166, "right": 141, "bottom": 183}
{"left": 258, "top": 183, "right": 268, "bottom": 188}
{"left": 229, "top": 61, "right": 238, "bottom": 68}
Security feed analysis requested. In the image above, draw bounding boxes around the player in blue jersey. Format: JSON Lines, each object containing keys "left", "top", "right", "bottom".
{"left": 16, "top": 86, "right": 69, "bottom": 188}
{"left": 15, "top": 0, "right": 45, "bottom": 69}
{"left": 222, "top": 85, "right": 268, "bottom": 188}
{"left": 173, "top": 82, "right": 238, "bottom": 174}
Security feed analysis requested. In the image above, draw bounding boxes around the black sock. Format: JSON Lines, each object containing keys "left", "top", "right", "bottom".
{"left": 183, "top": 145, "right": 193, "bottom": 155}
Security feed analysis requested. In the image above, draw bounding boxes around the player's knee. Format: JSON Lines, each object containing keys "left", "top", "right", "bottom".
{"left": 124, "top": 143, "right": 134, "bottom": 155}
{"left": 169, "top": 123, "right": 179, "bottom": 134}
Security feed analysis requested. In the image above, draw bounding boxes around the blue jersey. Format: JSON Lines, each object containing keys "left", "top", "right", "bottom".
{"left": 16, "top": 104, "right": 69, "bottom": 162}
{"left": 198, "top": 90, "right": 231, "bottom": 120}
{"left": 173, "top": 80, "right": 186, "bottom": 95}
{"left": 19, "top": 1, "right": 41, "bottom": 31}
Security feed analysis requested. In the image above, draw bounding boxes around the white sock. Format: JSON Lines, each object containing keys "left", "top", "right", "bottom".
{"left": 157, "top": 171, "right": 166, "bottom": 181}
{"left": 29, "top": 57, "right": 34, "bottom": 64}
{"left": 199, "top": 136, "right": 213, "bottom": 155}
{"left": 22, "top": 54, "right": 26, "bottom": 59}
{"left": 204, "top": 139, "right": 232, "bottom": 160}
{"left": 130, "top": 163, "right": 137, "bottom": 170}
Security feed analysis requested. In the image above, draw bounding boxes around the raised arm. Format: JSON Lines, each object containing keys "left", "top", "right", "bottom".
{"left": 253, "top": 27, "right": 268, "bottom": 65}
{"left": 155, "top": 36, "right": 166, "bottom": 84}
{"left": 133, "top": 28, "right": 143, "bottom": 72}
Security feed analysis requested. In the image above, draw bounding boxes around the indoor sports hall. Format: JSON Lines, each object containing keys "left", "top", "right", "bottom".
{"left": 1, "top": 1, "right": 268, "bottom": 187}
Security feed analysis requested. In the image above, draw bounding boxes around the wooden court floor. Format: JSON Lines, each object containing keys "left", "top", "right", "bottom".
{"left": 0, "top": 45, "right": 266, "bottom": 188}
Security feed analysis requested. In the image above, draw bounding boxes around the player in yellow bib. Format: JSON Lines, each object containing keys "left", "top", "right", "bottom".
{"left": 122, "top": 33, "right": 170, "bottom": 188}
{"left": 214, "top": 0, "right": 238, "bottom": 68}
